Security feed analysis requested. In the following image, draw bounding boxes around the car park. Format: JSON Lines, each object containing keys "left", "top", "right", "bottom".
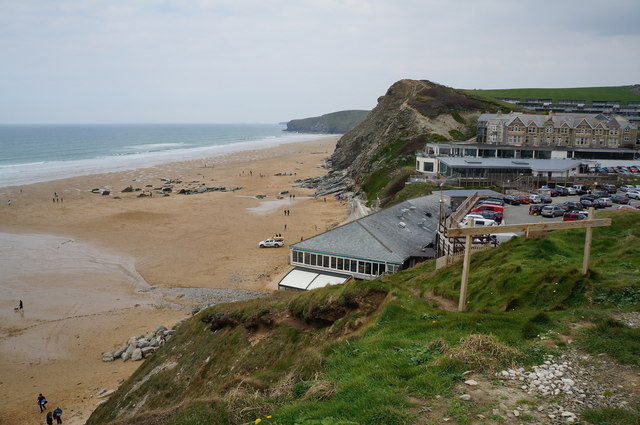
{"left": 471, "top": 203, "right": 504, "bottom": 215}
{"left": 602, "top": 184, "right": 617, "bottom": 194}
{"left": 541, "top": 205, "right": 565, "bottom": 218}
{"left": 563, "top": 211, "right": 587, "bottom": 221}
{"left": 540, "top": 195, "right": 552, "bottom": 204}
{"left": 611, "top": 194, "right": 630, "bottom": 204}
{"left": 258, "top": 237, "right": 285, "bottom": 248}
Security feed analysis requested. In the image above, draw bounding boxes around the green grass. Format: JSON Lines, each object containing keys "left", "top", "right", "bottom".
{"left": 463, "top": 85, "right": 640, "bottom": 105}
{"left": 87, "top": 212, "right": 640, "bottom": 425}
{"left": 582, "top": 407, "right": 640, "bottom": 425}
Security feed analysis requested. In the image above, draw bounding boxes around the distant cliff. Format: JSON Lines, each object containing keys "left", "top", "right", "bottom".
{"left": 285, "top": 110, "right": 370, "bottom": 134}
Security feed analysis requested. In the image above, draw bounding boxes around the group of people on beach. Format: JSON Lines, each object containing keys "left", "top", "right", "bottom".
{"left": 53, "top": 192, "right": 63, "bottom": 203}
{"left": 37, "top": 393, "right": 63, "bottom": 423}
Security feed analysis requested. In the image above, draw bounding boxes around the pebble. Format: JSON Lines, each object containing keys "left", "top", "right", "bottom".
{"left": 464, "top": 379, "right": 478, "bottom": 386}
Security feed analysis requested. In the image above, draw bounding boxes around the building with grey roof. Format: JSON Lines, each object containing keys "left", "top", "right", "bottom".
{"left": 476, "top": 112, "right": 637, "bottom": 149}
{"left": 279, "top": 194, "right": 441, "bottom": 289}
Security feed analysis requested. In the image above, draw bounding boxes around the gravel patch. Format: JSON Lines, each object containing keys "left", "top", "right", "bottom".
{"left": 143, "top": 286, "right": 268, "bottom": 310}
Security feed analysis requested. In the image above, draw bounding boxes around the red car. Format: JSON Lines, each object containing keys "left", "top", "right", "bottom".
{"left": 563, "top": 212, "right": 587, "bottom": 221}
{"left": 518, "top": 195, "right": 532, "bottom": 204}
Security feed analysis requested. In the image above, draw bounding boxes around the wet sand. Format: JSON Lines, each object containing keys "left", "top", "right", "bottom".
{"left": 0, "top": 136, "right": 347, "bottom": 424}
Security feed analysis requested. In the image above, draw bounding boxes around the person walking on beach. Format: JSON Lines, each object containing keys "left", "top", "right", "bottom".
{"left": 46, "top": 411, "right": 54, "bottom": 425}
{"left": 37, "top": 393, "right": 47, "bottom": 412}
{"left": 53, "top": 407, "right": 63, "bottom": 424}
{"left": 19, "top": 300, "right": 23, "bottom": 311}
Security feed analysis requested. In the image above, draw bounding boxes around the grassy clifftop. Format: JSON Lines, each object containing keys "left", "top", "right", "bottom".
{"left": 88, "top": 211, "right": 640, "bottom": 425}
{"left": 464, "top": 85, "right": 640, "bottom": 105}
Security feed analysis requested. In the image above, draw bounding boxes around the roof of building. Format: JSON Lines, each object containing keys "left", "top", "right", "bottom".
{"left": 438, "top": 189, "right": 504, "bottom": 198}
{"left": 290, "top": 194, "right": 442, "bottom": 264}
{"left": 278, "top": 267, "right": 352, "bottom": 290}
{"left": 478, "top": 113, "right": 636, "bottom": 129}
{"left": 425, "top": 142, "right": 638, "bottom": 154}
{"left": 437, "top": 157, "right": 582, "bottom": 171}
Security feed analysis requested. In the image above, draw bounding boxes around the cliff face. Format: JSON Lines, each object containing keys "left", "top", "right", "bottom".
{"left": 285, "top": 110, "right": 369, "bottom": 134}
{"left": 329, "top": 79, "right": 495, "bottom": 183}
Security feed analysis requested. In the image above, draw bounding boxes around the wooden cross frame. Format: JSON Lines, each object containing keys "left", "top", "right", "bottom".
{"left": 445, "top": 208, "right": 612, "bottom": 312}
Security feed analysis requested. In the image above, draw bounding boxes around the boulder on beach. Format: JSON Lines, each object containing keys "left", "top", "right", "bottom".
{"left": 102, "top": 352, "right": 114, "bottom": 362}
{"left": 132, "top": 348, "right": 143, "bottom": 361}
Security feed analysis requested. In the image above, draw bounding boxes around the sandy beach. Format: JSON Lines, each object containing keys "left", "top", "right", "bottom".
{"left": 0, "top": 136, "right": 347, "bottom": 425}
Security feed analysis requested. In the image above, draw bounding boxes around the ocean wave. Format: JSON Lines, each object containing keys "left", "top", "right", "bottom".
{"left": 121, "top": 142, "right": 189, "bottom": 151}
{"left": 0, "top": 132, "right": 335, "bottom": 188}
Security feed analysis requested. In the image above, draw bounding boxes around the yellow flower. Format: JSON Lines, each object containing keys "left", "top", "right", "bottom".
{"left": 267, "top": 416, "right": 272, "bottom": 419}
{"left": 432, "top": 320, "right": 437, "bottom": 324}
{"left": 255, "top": 419, "right": 262, "bottom": 424}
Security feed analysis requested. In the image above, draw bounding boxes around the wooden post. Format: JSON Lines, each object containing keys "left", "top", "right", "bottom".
{"left": 582, "top": 207, "right": 595, "bottom": 275}
{"left": 458, "top": 218, "right": 473, "bottom": 312}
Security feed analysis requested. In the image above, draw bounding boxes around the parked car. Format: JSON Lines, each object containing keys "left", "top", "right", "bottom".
{"left": 592, "top": 198, "right": 610, "bottom": 208}
{"left": 528, "top": 194, "right": 542, "bottom": 204}
{"left": 460, "top": 217, "right": 498, "bottom": 227}
{"left": 611, "top": 194, "right": 630, "bottom": 204}
{"left": 518, "top": 195, "right": 532, "bottom": 204}
{"left": 258, "top": 237, "right": 285, "bottom": 248}
{"left": 563, "top": 212, "right": 587, "bottom": 221}
{"left": 503, "top": 195, "right": 521, "bottom": 205}
{"left": 602, "top": 184, "right": 617, "bottom": 194}
{"left": 471, "top": 203, "right": 504, "bottom": 215}
{"left": 629, "top": 166, "right": 639, "bottom": 173}
{"left": 592, "top": 189, "right": 608, "bottom": 198}
{"left": 626, "top": 190, "right": 640, "bottom": 199}
{"left": 573, "top": 185, "right": 591, "bottom": 195}
{"left": 549, "top": 189, "right": 559, "bottom": 197}
{"left": 464, "top": 211, "right": 502, "bottom": 224}
{"left": 484, "top": 197, "right": 505, "bottom": 206}
{"left": 560, "top": 201, "right": 582, "bottom": 212}
{"left": 541, "top": 205, "right": 565, "bottom": 218}
{"left": 529, "top": 204, "right": 544, "bottom": 215}
{"left": 617, "top": 205, "right": 639, "bottom": 210}
{"left": 580, "top": 198, "right": 595, "bottom": 208}
{"left": 540, "top": 195, "right": 552, "bottom": 204}
{"left": 620, "top": 185, "right": 636, "bottom": 192}
{"left": 554, "top": 186, "right": 569, "bottom": 196}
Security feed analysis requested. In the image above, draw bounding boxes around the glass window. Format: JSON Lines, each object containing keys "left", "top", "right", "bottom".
{"left": 337, "top": 258, "right": 344, "bottom": 270}
{"left": 310, "top": 254, "right": 316, "bottom": 266}
{"left": 423, "top": 162, "right": 434, "bottom": 172}
{"left": 371, "top": 263, "right": 379, "bottom": 275}
{"left": 323, "top": 256, "right": 329, "bottom": 268}
{"left": 304, "top": 252, "right": 311, "bottom": 264}
{"left": 331, "top": 257, "right": 337, "bottom": 269}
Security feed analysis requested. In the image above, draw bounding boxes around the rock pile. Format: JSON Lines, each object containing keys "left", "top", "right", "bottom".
{"left": 294, "top": 170, "right": 355, "bottom": 197}
{"left": 177, "top": 186, "right": 242, "bottom": 195}
{"left": 102, "top": 325, "right": 175, "bottom": 362}
{"left": 497, "top": 351, "right": 634, "bottom": 423}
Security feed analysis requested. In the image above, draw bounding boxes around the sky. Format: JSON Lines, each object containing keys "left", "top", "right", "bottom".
{"left": 1, "top": 0, "right": 639, "bottom": 124}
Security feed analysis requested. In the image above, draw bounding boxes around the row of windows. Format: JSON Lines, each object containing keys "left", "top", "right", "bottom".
{"left": 291, "top": 250, "right": 397, "bottom": 276}
{"left": 507, "top": 126, "right": 633, "bottom": 134}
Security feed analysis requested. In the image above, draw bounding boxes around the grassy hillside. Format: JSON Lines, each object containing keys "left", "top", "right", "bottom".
{"left": 285, "top": 110, "right": 370, "bottom": 134}
{"left": 88, "top": 211, "right": 640, "bottom": 425}
{"left": 464, "top": 85, "right": 640, "bottom": 105}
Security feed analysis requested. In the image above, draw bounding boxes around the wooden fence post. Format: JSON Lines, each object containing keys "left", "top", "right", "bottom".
{"left": 582, "top": 207, "right": 595, "bottom": 275}
{"left": 458, "top": 218, "right": 473, "bottom": 312}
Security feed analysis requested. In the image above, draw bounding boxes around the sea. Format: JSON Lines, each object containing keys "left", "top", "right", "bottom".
{"left": 0, "top": 123, "right": 330, "bottom": 188}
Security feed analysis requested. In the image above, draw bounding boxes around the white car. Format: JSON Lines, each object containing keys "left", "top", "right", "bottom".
{"left": 258, "top": 238, "right": 285, "bottom": 248}
{"left": 620, "top": 185, "right": 636, "bottom": 192}
{"left": 595, "top": 197, "right": 612, "bottom": 207}
{"left": 626, "top": 190, "right": 640, "bottom": 199}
